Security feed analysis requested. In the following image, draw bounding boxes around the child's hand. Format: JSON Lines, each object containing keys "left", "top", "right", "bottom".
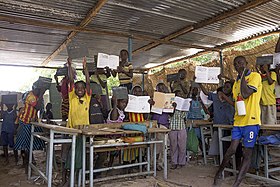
{"left": 148, "top": 99, "right": 155, "bottom": 106}
{"left": 172, "top": 102, "right": 177, "bottom": 108}
{"left": 218, "top": 91, "right": 225, "bottom": 102}
{"left": 263, "top": 64, "right": 269, "bottom": 73}
{"left": 117, "top": 66, "right": 123, "bottom": 73}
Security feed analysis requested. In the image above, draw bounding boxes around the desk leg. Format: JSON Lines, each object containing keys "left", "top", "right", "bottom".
{"left": 47, "top": 130, "right": 54, "bottom": 187}
{"left": 164, "top": 133, "right": 168, "bottom": 180}
{"left": 200, "top": 127, "right": 207, "bottom": 165}
{"left": 89, "top": 136, "right": 94, "bottom": 187}
{"left": 139, "top": 147, "right": 142, "bottom": 172}
{"left": 147, "top": 145, "right": 150, "bottom": 173}
{"left": 70, "top": 135, "right": 76, "bottom": 187}
{"left": 218, "top": 127, "right": 224, "bottom": 179}
{"left": 153, "top": 136, "right": 157, "bottom": 177}
{"left": 28, "top": 124, "right": 34, "bottom": 180}
{"left": 264, "top": 145, "right": 269, "bottom": 178}
{"left": 82, "top": 135, "right": 86, "bottom": 187}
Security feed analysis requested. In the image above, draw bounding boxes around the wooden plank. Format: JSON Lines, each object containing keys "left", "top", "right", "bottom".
{"left": 0, "top": 15, "right": 208, "bottom": 51}
{"left": 32, "top": 122, "right": 82, "bottom": 134}
{"left": 133, "top": 0, "right": 272, "bottom": 55}
{"left": 41, "top": 0, "right": 108, "bottom": 65}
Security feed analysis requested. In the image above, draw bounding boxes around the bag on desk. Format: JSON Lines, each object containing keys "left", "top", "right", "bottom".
{"left": 122, "top": 124, "right": 147, "bottom": 134}
{"left": 186, "top": 128, "right": 199, "bottom": 153}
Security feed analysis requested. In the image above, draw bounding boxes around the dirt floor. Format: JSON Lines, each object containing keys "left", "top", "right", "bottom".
{"left": 0, "top": 150, "right": 275, "bottom": 187}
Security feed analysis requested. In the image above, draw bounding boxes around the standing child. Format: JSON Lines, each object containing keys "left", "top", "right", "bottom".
{"left": 1, "top": 103, "right": 18, "bottom": 164}
{"left": 169, "top": 90, "right": 187, "bottom": 169}
{"left": 63, "top": 57, "right": 91, "bottom": 186}
{"left": 151, "top": 83, "right": 170, "bottom": 171}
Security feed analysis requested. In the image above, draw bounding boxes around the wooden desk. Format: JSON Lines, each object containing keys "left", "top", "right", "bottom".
{"left": 29, "top": 122, "right": 81, "bottom": 187}
{"left": 214, "top": 124, "right": 280, "bottom": 185}
{"left": 80, "top": 122, "right": 170, "bottom": 187}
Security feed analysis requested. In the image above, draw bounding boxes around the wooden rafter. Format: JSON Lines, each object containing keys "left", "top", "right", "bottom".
{"left": 0, "top": 15, "right": 209, "bottom": 53}
{"left": 133, "top": 0, "right": 272, "bottom": 55}
{"left": 41, "top": 0, "right": 108, "bottom": 65}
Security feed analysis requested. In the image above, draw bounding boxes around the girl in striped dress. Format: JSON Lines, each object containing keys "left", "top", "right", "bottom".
{"left": 14, "top": 88, "right": 45, "bottom": 173}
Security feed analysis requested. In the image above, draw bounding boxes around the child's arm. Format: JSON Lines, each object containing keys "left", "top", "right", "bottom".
{"left": 117, "top": 66, "right": 133, "bottom": 78}
{"left": 111, "top": 69, "right": 117, "bottom": 77}
{"left": 110, "top": 96, "right": 119, "bottom": 121}
{"left": 0, "top": 102, "right": 3, "bottom": 118}
{"left": 96, "top": 71, "right": 107, "bottom": 88}
{"left": 218, "top": 92, "right": 235, "bottom": 107}
{"left": 54, "top": 74, "right": 61, "bottom": 92}
{"left": 104, "top": 66, "right": 111, "bottom": 78}
{"left": 263, "top": 64, "right": 274, "bottom": 85}
{"left": 67, "top": 58, "right": 74, "bottom": 88}
{"left": 199, "top": 97, "right": 210, "bottom": 115}
{"left": 83, "top": 57, "right": 91, "bottom": 94}
{"left": 199, "top": 83, "right": 209, "bottom": 96}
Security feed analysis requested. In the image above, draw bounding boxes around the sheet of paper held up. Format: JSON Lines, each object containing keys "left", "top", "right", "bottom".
{"left": 271, "top": 53, "right": 280, "bottom": 69}
{"left": 151, "top": 92, "right": 175, "bottom": 114}
{"left": 97, "top": 53, "right": 119, "bottom": 69}
{"left": 125, "top": 95, "right": 151, "bottom": 113}
{"left": 174, "top": 97, "right": 192, "bottom": 111}
{"left": 195, "top": 66, "right": 220, "bottom": 84}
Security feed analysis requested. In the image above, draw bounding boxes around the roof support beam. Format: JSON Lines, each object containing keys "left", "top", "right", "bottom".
{"left": 0, "top": 14, "right": 209, "bottom": 50}
{"left": 133, "top": 0, "right": 272, "bottom": 54}
{"left": 41, "top": 0, "right": 108, "bottom": 65}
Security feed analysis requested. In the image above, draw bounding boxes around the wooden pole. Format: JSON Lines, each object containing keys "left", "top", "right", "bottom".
{"left": 133, "top": 0, "right": 273, "bottom": 54}
{"left": 41, "top": 0, "right": 109, "bottom": 65}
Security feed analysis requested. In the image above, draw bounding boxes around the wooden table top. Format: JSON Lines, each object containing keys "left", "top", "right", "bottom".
{"left": 32, "top": 122, "right": 82, "bottom": 134}
{"left": 213, "top": 124, "right": 280, "bottom": 130}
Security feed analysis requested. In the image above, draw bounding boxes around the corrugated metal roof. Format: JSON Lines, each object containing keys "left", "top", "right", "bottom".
{"left": 0, "top": 0, "right": 279, "bottom": 69}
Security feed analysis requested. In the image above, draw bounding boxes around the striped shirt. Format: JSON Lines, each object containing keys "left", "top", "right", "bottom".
{"left": 169, "top": 110, "right": 186, "bottom": 130}
{"left": 118, "top": 63, "right": 133, "bottom": 85}
{"left": 20, "top": 92, "right": 38, "bottom": 124}
{"left": 128, "top": 113, "right": 145, "bottom": 122}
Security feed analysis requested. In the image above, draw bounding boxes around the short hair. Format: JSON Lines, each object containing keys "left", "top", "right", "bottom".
{"left": 178, "top": 69, "right": 186, "bottom": 73}
{"left": 224, "top": 80, "right": 234, "bottom": 88}
{"left": 75, "top": 80, "right": 86, "bottom": 88}
{"left": 233, "top": 56, "right": 247, "bottom": 63}
{"left": 120, "top": 49, "right": 129, "bottom": 55}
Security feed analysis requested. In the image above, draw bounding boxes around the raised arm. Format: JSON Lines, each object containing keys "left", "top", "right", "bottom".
{"left": 54, "top": 74, "right": 61, "bottom": 92}
{"left": 240, "top": 69, "right": 255, "bottom": 99}
{"left": 96, "top": 71, "right": 107, "bottom": 88}
{"left": 263, "top": 64, "right": 274, "bottom": 85}
{"left": 218, "top": 91, "right": 235, "bottom": 107}
{"left": 82, "top": 57, "right": 91, "bottom": 94}
{"left": 110, "top": 96, "right": 119, "bottom": 120}
{"left": 67, "top": 58, "right": 74, "bottom": 88}
{"left": 199, "top": 83, "right": 209, "bottom": 96}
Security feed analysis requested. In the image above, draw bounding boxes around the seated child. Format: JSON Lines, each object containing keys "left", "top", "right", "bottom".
{"left": 42, "top": 103, "right": 53, "bottom": 123}
{"left": 1, "top": 103, "right": 18, "bottom": 164}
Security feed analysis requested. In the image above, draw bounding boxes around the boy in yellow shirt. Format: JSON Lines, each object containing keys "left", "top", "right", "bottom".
{"left": 214, "top": 56, "right": 262, "bottom": 187}
{"left": 258, "top": 64, "right": 277, "bottom": 124}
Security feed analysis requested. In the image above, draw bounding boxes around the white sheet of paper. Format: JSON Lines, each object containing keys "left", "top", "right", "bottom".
{"left": 151, "top": 92, "right": 175, "bottom": 114}
{"left": 271, "top": 52, "right": 280, "bottom": 69}
{"left": 195, "top": 66, "right": 220, "bottom": 84}
{"left": 174, "top": 97, "right": 191, "bottom": 111}
{"left": 151, "top": 107, "right": 163, "bottom": 115}
{"left": 97, "top": 53, "right": 119, "bottom": 69}
{"left": 200, "top": 91, "right": 213, "bottom": 106}
{"left": 125, "top": 95, "right": 150, "bottom": 113}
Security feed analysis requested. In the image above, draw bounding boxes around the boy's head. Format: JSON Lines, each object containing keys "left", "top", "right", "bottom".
{"left": 233, "top": 56, "right": 247, "bottom": 75}
{"left": 156, "top": 83, "right": 168, "bottom": 93}
{"left": 259, "top": 64, "right": 269, "bottom": 74}
{"left": 46, "top": 103, "right": 52, "bottom": 111}
{"left": 75, "top": 81, "right": 86, "bottom": 98}
{"left": 132, "top": 85, "right": 143, "bottom": 96}
{"left": 5, "top": 104, "right": 14, "bottom": 111}
{"left": 223, "top": 81, "right": 233, "bottom": 95}
{"left": 191, "top": 87, "right": 199, "bottom": 97}
{"left": 120, "top": 49, "right": 129, "bottom": 62}
{"left": 117, "top": 99, "right": 128, "bottom": 111}
{"left": 178, "top": 69, "right": 187, "bottom": 80}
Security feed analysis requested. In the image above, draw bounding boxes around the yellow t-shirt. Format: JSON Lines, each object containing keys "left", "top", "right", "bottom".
{"left": 67, "top": 86, "right": 91, "bottom": 128}
{"left": 232, "top": 72, "right": 262, "bottom": 127}
{"left": 118, "top": 63, "right": 133, "bottom": 85}
{"left": 90, "top": 74, "right": 107, "bottom": 94}
{"left": 261, "top": 71, "right": 276, "bottom": 105}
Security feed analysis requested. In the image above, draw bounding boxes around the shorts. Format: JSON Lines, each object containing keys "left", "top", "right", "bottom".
{"left": 1, "top": 131, "right": 14, "bottom": 148}
{"left": 232, "top": 125, "right": 260, "bottom": 148}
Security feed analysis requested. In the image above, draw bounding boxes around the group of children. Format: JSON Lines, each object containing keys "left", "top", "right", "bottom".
{"left": 2, "top": 37, "right": 280, "bottom": 187}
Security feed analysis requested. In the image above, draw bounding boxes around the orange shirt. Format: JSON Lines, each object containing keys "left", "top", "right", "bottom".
{"left": 128, "top": 113, "right": 145, "bottom": 122}
{"left": 20, "top": 92, "right": 38, "bottom": 124}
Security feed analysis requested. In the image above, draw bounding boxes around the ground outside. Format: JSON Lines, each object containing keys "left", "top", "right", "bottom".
{"left": 0, "top": 150, "right": 275, "bottom": 187}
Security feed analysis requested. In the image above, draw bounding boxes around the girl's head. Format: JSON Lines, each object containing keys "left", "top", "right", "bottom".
{"left": 132, "top": 85, "right": 143, "bottom": 96}
{"left": 223, "top": 81, "right": 233, "bottom": 95}
{"left": 75, "top": 81, "right": 86, "bottom": 98}
{"left": 120, "top": 49, "right": 129, "bottom": 62}
{"left": 117, "top": 99, "right": 128, "bottom": 111}
{"left": 46, "top": 103, "right": 52, "bottom": 111}
{"left": 178, "top": 69, "right": 187, "bottom": 80}
{"left": 156, "top": 83, "right": 168, "bottom": 93}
